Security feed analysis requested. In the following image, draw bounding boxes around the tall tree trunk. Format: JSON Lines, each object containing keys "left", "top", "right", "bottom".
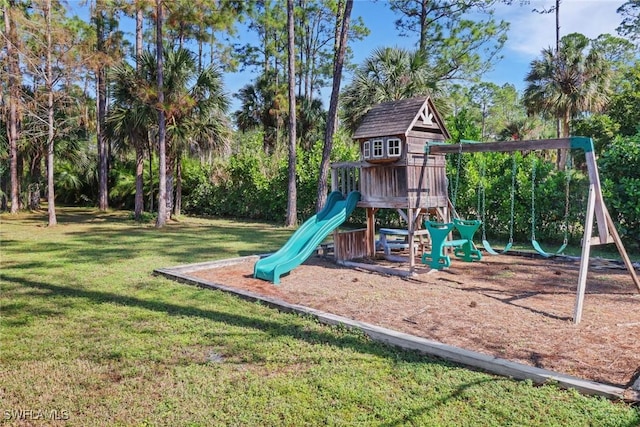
{"left": 155, "top": 0, "right": 167, "bottom": 227}
{"left": 45, "top": 0, "right": 57, "bottom": 225}
{"left": 285, "top": 0, "right": 297, "bottom": 227}
{"left": 197, "top": 24, "right": 203, "bottom": 72}
{"left": 419, "top": 0, "right": 428, "bottom": 52}
{"left": 555, "top": 0, "right": 561, "bottom": 141}
{"left": 557, "top": 109, "right": 570, "bottom": 170}
{"left": 28, "top": 149, "right": 42, "bottom": 211}
{"left": 134, "top": 3, "right": 144, "bottom": 221}
{"left": 174, "top": 152, "right": 182, "bottom": 217}
{"left": 16, "top": 152, "right": 23, "bottom": 209}
{"left": 165, "top": 154, "right": 174, "bottom": 221}
{"left": 96, "top": 2, "right": 109, "bottom": 211}
{"left": 5, "top": 1, "right": 20, "bottom": 214}
{"left": 136, "top": 5, "right": 143, "bottom": 61}
{"left": 147, "top": 136, "right": 154, "bottom": 213}
{"left": 135, "top": 144, "right": 144, "bottom": 220}
{"left": 316, "top": 0, "right": 353, "bottom": 211}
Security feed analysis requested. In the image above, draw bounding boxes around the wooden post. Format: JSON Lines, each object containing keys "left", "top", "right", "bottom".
{"left": 366, "top": 208, "right": 377, "bottom": 257}
{"left": 331, "top": 168, "right": 337, "bottom": 192}
{"left": 584, "top": 151, "right": 609, "bottom": 243}
{"left": 573, "top": 184, "right": 596, "bottom": 324}
{"left": 408, "top": 207, "right": 415, "bottom": 274}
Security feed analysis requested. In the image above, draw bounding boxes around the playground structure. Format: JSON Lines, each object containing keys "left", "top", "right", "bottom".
{"left": 255, "top": 96, "right": 639, "bottom": 324}
{"left": 330, "top": 96, "right": 452, "bottom": 271}
{"left": 255, "top": 96, "right": 451, "bottom": 283}
{"left": 330, "top": 96, "right": 639, "bottom": 324}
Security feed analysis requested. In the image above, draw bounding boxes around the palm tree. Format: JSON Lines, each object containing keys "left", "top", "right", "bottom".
{"left": 498, "top": 119, "right": 537, "bottom": 141}
{"left": 233, "top": 85, "right": 263, "bottom": 133}
{"left": 523, "top": 33, "right": 611, "bottom": 169}
{"left": 340, "top": 47, "right": 440, "bottom": 133}
{"left": 106, "top": 62, "right": 151, "bottom": 221}
{"left": 107, "top": 47, "right": 230, "bottom": 221}
{"left": 123, "top": 48, "right": 231, "bottom": 221}
{"left": 233, "top": 70, "right": 287, "bottom": 154}
{"left": 296, "top": 96, "right": 325, "bottom": 150}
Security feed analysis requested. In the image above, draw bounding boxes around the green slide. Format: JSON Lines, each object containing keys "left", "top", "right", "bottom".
{"left": 254, "top": 191, "right": 360, "bottom": 284}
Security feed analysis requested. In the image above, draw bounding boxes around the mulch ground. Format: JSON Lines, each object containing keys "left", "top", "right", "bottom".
{"left": 187, "top": 252, "right": 640, "bottom": 389}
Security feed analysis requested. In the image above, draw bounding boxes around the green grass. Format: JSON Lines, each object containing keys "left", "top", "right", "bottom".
{"left": 1, "top": 208, "right": 638, "bottom": 427}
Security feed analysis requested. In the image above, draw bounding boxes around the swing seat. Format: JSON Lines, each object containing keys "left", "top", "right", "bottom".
{"left": 421, "top": 221, "right": 454, "bottom": 270}
{"left": 422, "top": 220, "right": 483, "bottom": 270}
{"left": 532, "top": 239, "right": 568, "bottom": 258}
{"left": 452, "top": 219, "right": 483, "bottom": 262}
{"left": 482, "top": 239, "right": 513, "bottom": 256}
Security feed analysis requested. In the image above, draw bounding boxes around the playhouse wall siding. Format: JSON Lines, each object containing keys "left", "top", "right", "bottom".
{"left": 356, "top": 154, "right": 447, "bottom": 209}
{"left": 406, "top": 132, "right": 447, "bottom": 152}
{"left": 358, "top": 164, "right": 409, "bottom": 208}
{"left": 406, "top": 154, "right": 448, "bottom": 208}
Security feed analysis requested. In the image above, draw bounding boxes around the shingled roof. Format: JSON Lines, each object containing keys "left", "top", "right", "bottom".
{"left": 352, "top": 96, "right": 450, "bottom": 140}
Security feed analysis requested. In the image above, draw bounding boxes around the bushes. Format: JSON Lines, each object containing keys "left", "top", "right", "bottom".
{"left": 183, "top": 129, "right": 639, "bottom": 250}
{"left": 599, "top": 133, "right": 640, "bottom": 249}
{"left": 183, "top": 130, "right": 360, "bottom": 223}
{"left": 449, "top": 151, "right": 589, "bottom": 245}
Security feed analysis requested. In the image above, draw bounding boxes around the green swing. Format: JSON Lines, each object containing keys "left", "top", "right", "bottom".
{"left": 479, "top": 154, "right": 516, "bottom": 255}
{"left": 530, "top": 156, "right": 570, "bottom": 258}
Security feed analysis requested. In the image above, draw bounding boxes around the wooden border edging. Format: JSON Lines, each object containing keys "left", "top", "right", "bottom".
{"left": 154, "top": 256, "right": 639, "bottom": 402}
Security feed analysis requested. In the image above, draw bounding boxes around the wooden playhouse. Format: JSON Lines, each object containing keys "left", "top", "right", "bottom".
{"left": 330, "top": 96, "right": 452, "bottom": 271}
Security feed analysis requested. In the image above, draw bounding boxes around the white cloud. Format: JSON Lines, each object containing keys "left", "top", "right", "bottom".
{"left": 499, "top": 0, "right": 623, "bottom": 58}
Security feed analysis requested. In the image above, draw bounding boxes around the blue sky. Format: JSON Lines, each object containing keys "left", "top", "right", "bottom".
{"left": 225, "top": 0, "right": 625, "bottom": 108}
{"left": 67, "top": 0, "right": 625, "bottom": 109}
{"left": 351, "top": 1, "right": 622, "bottom": 87}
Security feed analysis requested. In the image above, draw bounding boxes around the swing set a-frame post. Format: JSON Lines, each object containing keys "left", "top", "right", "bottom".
{"left": 427, "top": 137, "right": 640, "bottom": 324}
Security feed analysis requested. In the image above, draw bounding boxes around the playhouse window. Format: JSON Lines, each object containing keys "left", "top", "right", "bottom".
{"left": 387, "top": 138, "right": 401, "bottom": 157}
{"left": 363, "top": 140, "right": 371, "bottom": 159}
{"left": 372, "top": 139, "right": 384, "bottom": 158}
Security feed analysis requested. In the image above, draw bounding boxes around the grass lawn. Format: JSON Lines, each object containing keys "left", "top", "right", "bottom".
{"left": 1, "top": 208, "right": 639, "bottom": 427}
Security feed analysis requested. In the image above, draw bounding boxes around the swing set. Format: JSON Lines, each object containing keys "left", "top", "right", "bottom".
{"left": 475, "top": 151, "right": 571, "bottom": 257}
{"left": 426, "top": 136, "right": 640, "bottom": 324}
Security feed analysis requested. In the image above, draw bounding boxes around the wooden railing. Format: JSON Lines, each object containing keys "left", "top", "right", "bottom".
{"left": 330, "top": 161, "right": 362, "bottom": 196}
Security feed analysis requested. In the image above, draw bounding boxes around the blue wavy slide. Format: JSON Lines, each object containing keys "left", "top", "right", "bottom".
{"left": 253, "top": 191, "right": 361, "bottom": 284}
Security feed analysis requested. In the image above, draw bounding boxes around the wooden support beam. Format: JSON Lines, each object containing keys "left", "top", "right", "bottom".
{"left": 366, "top": 208, "right": 377, "bottom": 257}
{"left": 427, "top": 138, "right": 574, "bottom": 154}
{"left": 408, "top": 207, "right": 416, "bottom": 274}
{"left": 397, "top": 208, "right": 409, "bottom": 223}
{"left": 573, "top": 185, "right": 596, "bottom": 324}
{"left": 584, "top": 151, "right": 609, "bottom": 242}
{"left": 604, "top": 206, "right": 640, "bottom": 292}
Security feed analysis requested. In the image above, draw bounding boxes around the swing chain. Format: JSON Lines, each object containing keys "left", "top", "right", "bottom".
{"left": 451, "top": 142, "right": 463, "bottom": 209}
{"left": 478, "top": 158, "right": 487, "bottom": 240}
{"left": 531, "top": 155, "right": 537, "bottom": 241}
{"left": 508, "top": 154, "right": 516, "bottom": 244}
{"left": 562, "top": 155, "right": 572, "bottom": 245}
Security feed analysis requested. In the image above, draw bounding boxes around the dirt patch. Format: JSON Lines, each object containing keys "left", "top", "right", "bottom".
{"left": 188, "top": 252, "right": 640, "bottom": 388}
